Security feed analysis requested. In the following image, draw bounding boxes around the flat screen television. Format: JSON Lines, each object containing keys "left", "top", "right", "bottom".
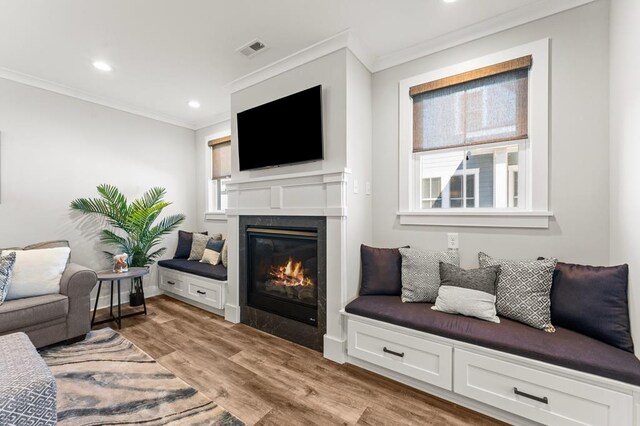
{"left": 237, "top": 85, "right": 323, "bottom": 171}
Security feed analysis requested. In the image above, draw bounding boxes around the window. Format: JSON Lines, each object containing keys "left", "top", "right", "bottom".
{"left": 398, "top": 39, "right": 551, "bottom": 228}
{"left": 208, "top": 136, "right": 231, "bottom": 212}
{"left": 411, "top": 56, "right": 529, "bottom": 211}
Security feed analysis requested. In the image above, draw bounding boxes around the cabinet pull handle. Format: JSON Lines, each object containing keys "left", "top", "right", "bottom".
{"left": 383, "top": 347, "right": 405, "bottom": 358}
{"left": 167, "top": 281, "right": 176, "bottom": 285}
{"left": 196, "top": 290, "right": 206, "bottom": 295}
{"left": 514, "top": 387, "right": 548, "bottom": 404}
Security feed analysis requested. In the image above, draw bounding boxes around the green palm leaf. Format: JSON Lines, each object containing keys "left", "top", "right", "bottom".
{"left": 71, "top": 185, "right": 185, "bottom": 267}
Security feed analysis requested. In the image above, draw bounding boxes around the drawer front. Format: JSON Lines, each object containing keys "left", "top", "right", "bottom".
{"left": 454, "top": 349, "right": 632, "bottom": 426}
{"left": 187, "top": 282, "right": 223, "bottom": 309}
{"left": 159, "top": 270, "right": 185, "bottom": 295}
{"left": 348, "top": 319, "right": 452, "bottom": 390}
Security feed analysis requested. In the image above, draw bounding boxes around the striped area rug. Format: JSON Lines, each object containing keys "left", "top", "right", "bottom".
{"left": 40, "top": 328, "right": 243, "bottom": 426}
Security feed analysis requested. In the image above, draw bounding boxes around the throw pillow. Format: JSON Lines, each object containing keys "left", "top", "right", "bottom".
{"left": 360, "top": 245, "right": 408, "bottom": 296}
{"left": 0, "top": 252, "right": 16, "bottom": 305}
{"left": 479, "top": 252, "right": 556, "bottom": 332}
{"left": 2, "top": 247, "right": 71, "bottom": 300}
{"left": 433, "top": 262, "right": 501, "bottom": 323}
{"left": 399, "top": 247, "right": 459, "bottom": 303}
{"left": 551, "top": 261, "right": 633, "bottom": 352}
{"left": 221, "top": 240, "right": 228, "bottom": 268}
{"left": 174, "top": 231, "right": 208, "bottom": 259}
{"left": 188, "top": 233, "right": 212, "bottom": 261}
{"left": 200, "top": 239, "right": 225, "bottom": 266}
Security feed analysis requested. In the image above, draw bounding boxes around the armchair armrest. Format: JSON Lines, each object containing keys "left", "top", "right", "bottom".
{"left": 60, "top": 264, "right": 97, "bottom": 340}
{"left": 60, "top": 263, "right": 97, "bottom": 298}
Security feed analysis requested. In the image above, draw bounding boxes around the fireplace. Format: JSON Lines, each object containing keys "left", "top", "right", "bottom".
{"left": 239, "top": 216, "right": 326, "bottom": 351}
{"left": 247, "top": 227, "right": 318, "bottom": 326}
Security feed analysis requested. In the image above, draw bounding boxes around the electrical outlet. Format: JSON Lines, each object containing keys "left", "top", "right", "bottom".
{"left": 353, "top": 179, "right": 359, "bottom": 194}
{"left": 365, "top": 181, "right": 371, "bottom": 195}
{"left": 447, "top": 233, "right": 459, "bottom": 249}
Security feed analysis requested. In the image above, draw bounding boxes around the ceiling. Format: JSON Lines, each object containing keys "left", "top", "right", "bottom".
{"left": 0, "top": 0, "right": 590, "bottom": 129}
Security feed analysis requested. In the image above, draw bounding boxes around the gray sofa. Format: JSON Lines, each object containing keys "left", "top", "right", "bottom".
{"left": 0, "top": 242, "right": 97, "bottom": 348}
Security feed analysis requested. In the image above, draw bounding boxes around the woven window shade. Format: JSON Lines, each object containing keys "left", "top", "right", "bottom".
{"left": 411, "top": 56, "right": 531, "bottom": 153}
{"left": 208, "top": 136, "right": 231, "bottom": 179}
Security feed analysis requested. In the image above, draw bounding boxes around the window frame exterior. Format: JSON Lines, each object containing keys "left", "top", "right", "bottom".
{"left": 397, "top": 39, "right": 551, "bottom": 228}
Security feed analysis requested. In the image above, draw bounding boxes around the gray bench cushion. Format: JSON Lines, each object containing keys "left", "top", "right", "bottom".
{"left": 0, "top": 332, "right": 57, "bottom": 425}
{"left": 0, "top": 294, "right": 68, "bottom": 333}
{"left": 345, "top": 295, "right": 640, "bottom": 386}
{"left": 158, "top": 259, "right": 228, "bottom": 281}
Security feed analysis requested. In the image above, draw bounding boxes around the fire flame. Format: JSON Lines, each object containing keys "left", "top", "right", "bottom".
{"left": 269, "top": 257, "right": 313, "bottom": 287}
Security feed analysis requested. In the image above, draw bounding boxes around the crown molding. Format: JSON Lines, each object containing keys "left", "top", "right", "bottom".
{"left": 0, "top": 66, "right": 202, "bottom": 130}
{"left": 226, "top": 30, "right": 374, "bottom": 94}
{"left": 193, "top": 110, "right": 231, "bottom": 130}
{"left": 371, "top": 0, "right": 597, "bottom": 72}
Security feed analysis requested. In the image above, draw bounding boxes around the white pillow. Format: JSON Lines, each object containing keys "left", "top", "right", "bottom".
{"left": 2, "top": 247, "right": 70, "bottom": 300}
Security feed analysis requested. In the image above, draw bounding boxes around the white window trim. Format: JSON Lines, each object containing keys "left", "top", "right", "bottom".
{"left": 204, "top": 131, "right": 231, "bottom": 222}
{"left": 397, "top": 38, "right": 552, "bottom": 228}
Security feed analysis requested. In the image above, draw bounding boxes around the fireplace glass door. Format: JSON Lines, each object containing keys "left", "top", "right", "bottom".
{"left": 246, "top": 227, "right": 318, "bottom": 326}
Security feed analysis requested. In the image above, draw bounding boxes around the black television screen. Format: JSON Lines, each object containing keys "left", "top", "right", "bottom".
{"left": 237, "top": 85, "right": 323, "bottom": 171}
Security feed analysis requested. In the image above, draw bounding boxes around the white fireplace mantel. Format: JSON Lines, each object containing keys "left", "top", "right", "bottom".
{"left": 224, "top": 167, "right": 351, "bottom": 362}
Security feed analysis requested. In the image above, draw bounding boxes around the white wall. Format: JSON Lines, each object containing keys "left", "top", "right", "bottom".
{"left": 194, "top": 121, "right": 231, "bottom": 238}
{"left": 610, "top": 0, "right": 640, "bottom": 357}
{"left": 371, "top": 1, "right": 610, "bottom": 268}
{"left": 345, "top": 50, "right": 373, "bottom": 301}
{"left": 0, "top": 78, "right": 197, "bottom": 303}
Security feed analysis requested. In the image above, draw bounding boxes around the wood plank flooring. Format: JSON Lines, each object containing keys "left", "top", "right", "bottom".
{"left": 92, "top": 295, "right": 505, "bottom": 426}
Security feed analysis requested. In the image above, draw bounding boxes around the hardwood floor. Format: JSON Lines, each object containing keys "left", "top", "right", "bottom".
{"left": 92, "top": 295, "right": 505, "bottom": 426}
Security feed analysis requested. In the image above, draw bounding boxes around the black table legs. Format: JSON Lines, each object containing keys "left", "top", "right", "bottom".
{"left": 91, "top": 278, "right": 146, "bottom": 330}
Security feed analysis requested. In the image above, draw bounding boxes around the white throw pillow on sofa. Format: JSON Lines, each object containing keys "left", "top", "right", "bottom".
{"left": 2, "top": 247, "right": 70, "bottom": 300}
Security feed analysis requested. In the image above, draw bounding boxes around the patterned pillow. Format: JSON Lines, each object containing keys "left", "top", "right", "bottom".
{"left": 479, "top": 252, "right": 557, "bottom": 332}
{"left": 200, "top": 239, "right": 225, "bottom": 266}
{"left": 399, "top": 248, "right": 459, "bottom": 303}
{"left": 220, "top": 241, "right": 228, "bottom": 268}
{"left": 188, "top": 234, "right": 215, "bottom": 261}
{"left": 433, "top": 262, "right": 501, "bottom": 323}
{"left": 0, "top": 252, "right": 16, "bottom": 305}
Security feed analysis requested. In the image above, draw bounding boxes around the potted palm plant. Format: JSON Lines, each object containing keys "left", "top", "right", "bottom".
{"left": 70, "top": 184, "right": 185, "bottom": 306}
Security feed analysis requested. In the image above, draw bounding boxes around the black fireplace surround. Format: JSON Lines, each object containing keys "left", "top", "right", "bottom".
{"left": 239, "top": 216, "right": 326, "bottom": 351}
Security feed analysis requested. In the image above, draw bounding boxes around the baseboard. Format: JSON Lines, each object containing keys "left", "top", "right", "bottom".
{"left": 323, "top": 334, "right": 346, "bottom": 364}
{"left": 91, "top": 285, "right": 161, "bottom": 311}
{"left": 224, "top": 303, "right": 240, "bottom": 323}
{"left": 162, "top": 291, "right": 225, "bottom": 317}
{"left": 347, "top": 356, "right": 537, "bottom": 426}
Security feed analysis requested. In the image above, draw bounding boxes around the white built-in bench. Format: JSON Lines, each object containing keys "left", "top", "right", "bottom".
{"left": 157, "top": 259, "right": 227, "bottom": 314}
{"left": 344, "top": 295, "right": 640, "bottom": 426}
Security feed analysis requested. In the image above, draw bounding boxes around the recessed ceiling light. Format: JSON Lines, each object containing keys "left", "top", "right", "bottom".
{"left": 92, "top": 61, "right": 112, "bottom": 72}
{"left": 443, "top": 0, "right": 457, "bottom": 3}
{"left": 188, "top": 100, "right": 201, "bottom": 109}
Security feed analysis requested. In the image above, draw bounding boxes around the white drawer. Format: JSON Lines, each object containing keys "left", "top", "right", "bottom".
{"left": 159, "top": 270, "right": 185, "bottom": 295}
{"left": 187, "top": 281, "right": 223, "bottom": 309}
{"left": 454, "top": 349, "right": 632, "bottom": 426}
{"left": 347, "top": 319, "right": 452, "bottom": 390}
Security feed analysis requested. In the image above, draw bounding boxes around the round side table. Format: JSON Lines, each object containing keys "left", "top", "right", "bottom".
{"left": 91, "top": 267, "right": 149, "bottom": 329}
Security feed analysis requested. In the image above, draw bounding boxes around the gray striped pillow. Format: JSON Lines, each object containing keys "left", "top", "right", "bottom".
{"left": 0, "top": 252, "right": 16, "bottom": 305}
{"left": 433, "top": 262, "right": 501, "bottom": 323}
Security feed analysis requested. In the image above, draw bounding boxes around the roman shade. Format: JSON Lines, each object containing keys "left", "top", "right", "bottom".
{"left": 208, "top": 136, "right": 231, "bottom": 179}
{"left": 411, "top": 55, "right": 531, "bottom": 153}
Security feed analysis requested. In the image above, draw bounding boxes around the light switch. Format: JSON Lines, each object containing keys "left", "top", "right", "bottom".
{"left": 353, "top": 179, "right": 359, "bottom": 194}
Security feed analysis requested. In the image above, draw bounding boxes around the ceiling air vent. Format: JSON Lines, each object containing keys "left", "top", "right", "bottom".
{"left": 237, "top": 39, "right": 268, "bottom": 58}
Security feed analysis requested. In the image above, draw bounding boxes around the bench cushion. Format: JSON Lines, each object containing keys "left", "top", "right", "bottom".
{"left": 158, "top": 259, "right": 227, "bottom": 281}
{"left": 345, "top": 295, "right": 640, "bottom": 386}
{"left": 0, "top": 294, "right": 68, "bottom": 333}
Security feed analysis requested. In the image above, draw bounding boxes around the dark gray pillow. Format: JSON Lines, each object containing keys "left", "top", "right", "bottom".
{"left": 174, "top": 231, "right": 208, "bottom": 259}
{"left": 360, "top": 245, "right": 407, "bottom": 296}
{"left": 399, "top": 248, "right": 459, "bottom": 303}
{"left": 479, "top": 252, "right": 556, "bottom": 331}
{"left": 433, "top": 262, "right": 501, "bottom": 323}
{"left": 550, "top": 261, "right": 633, "bottom": 352}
